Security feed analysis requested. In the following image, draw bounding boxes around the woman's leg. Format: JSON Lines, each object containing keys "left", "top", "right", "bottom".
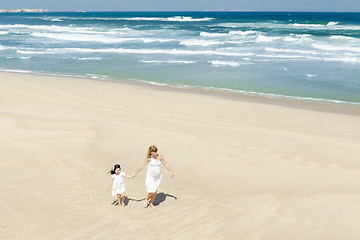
{"left": 145, "top": 193, "right": 152, "bottom": 208}
{"left": 149, "top": 191, "right": 157, "bottom": 208}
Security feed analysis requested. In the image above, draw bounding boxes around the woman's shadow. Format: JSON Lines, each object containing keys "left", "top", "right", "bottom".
{"left": 153, "top": 192, "right": 177, "bottom": 206}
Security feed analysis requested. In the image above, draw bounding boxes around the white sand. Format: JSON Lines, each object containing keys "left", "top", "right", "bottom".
{"left": 0, "top": 72, "right": 360, "bottom": 239}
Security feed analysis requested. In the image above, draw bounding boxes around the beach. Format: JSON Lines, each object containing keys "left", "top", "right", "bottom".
{"left": 0, "top": 71, "right": 360, "bottom": 239}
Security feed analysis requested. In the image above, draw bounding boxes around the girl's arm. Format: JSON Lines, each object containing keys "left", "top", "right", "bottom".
{"left": 131, "top": 158, "right": 149, "bottom": 177}
{"left": 161, "top": 155, "right": 174, "bottom": 178}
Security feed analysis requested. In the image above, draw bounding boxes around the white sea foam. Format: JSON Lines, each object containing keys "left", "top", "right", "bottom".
{"left": 292, "top": 23, "right": 360, "bottom": 30}
{"left": 290, "top": 33, "right": 311, "bottom": 37}
{"left": 322, "top": 57, "right": 360, "bottom": 63}
{"left": 200, "top": 32, "right": 229, "bottom": 37}
{"left": 0, "top": 24, "right": 132, "bottom": 36}
{"left": 16, "top": 47, "right": 255, "bottom": 57}
{"left": 0, "top": 69, "right": 31, "bottom": 73}
{"left": 85, "top": 73, "right": 109, "bottom": 79}
{"left": 61, "top": 57, "right": 108, "bottom": 61}
{"left": 217, "top": 22, "right": 360, "bottom": 31}
{"left": 229, "top": 30, "right": 258, "bottom": 36}
{"left": 291, "top": 23, "right": 334, "bottom": 29}
{"left": 209, "top": 60, "right": 243, "bottom": 67}
{"left": 140, "top": 60, "right": 196, "bottom": 64}
{"left": 283, "top": 36, "right": 299, "bottom": 42}
{"left": 168, "top": 16, "right": 214, "bottom": 22}
{"left": 265, "top": 47, "right": 319, "bottom": 55}
{"left": 40, "top": 17, "right": 64, "bottom": 22}
{"left": 126, "top": 78, "right": 360, "bottom": 106}
{"left": 0, "top": 31, "right": 8, "bottom": 35}
{"left": 51, "top": 18, "right": 63, "bottom": 22}
{"left": 8, "top": 56, "right": 31, "bottom": 60}
{"left": 16, "top": 49, "right": 50, "bottom": 54}
{"left": 312, "top": 44, "right": 360, "bottom": 53}
{"left": 288, "top": 34, "right": 313, "bottom": 43}
{"left": 329, "top": 35, "right": 358, "bottom": 40}
{"left": 111, "top": 16, "right": 214, "bottom": 22}
{"left": 256, "top": 35, "right": 282, "bottom": 42}
{"left": 63, "top": 16, "right": 214, "bottom": 22}
{"left": 179, "top": 39, "right": 223, "bottom": 46}
{"left": 0, "top": 45, "right": 19, "bottom": 51}
{"left": 31, "top": 32, "right": 132, "bottom": 43}
{"left": 209, "top": 87, "right": 360, "bottom": 105}
{"left": 134, "top": 79, "right": 170, "bottom": 87}
{"left": 0, "top": 24, "right": 80, "bottom": 32}
{"left": 5, "top": 56, "right": 31, "bottom": 60}
{"left": 142, "top": 38, "right": 175, "bottom": 43}
{"left": 77, "top": 57, "right": 104, "bottom": 61}
{"left": 31, "top": 32, "right": 174, "bottom": 44}
{"left": 306, "top": 74, "right": 317, "bottom": 77}
{"left": 142, "top": 78, "right": 360, "bottom": 105}
{"left": 257, "top": 54, "right": 309, "bottom": 59}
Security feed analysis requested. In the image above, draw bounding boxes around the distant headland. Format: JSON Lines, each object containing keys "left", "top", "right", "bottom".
{"left": 0, "top": 9, "right": 49, "bottom": 13}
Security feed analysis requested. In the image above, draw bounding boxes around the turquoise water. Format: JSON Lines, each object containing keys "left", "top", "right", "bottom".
{"left": 0, "top": 12, "right": 360, "bottom": 104}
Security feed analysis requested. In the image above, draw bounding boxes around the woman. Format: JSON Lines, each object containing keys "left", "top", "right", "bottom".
{"left": 133, "top": 145, "right": 174, "bottom": 208}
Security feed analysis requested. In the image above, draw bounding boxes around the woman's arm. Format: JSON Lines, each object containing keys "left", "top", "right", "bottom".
{"left": 131, "top": 158, "right": 149, "bottom": 177}
{"left": 161, "top": 155, "right": 174, "bottom": 178}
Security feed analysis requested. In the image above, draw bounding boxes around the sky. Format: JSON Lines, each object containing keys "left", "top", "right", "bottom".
{"left": 0, "top": 0, "right": 359, "bottom": 12}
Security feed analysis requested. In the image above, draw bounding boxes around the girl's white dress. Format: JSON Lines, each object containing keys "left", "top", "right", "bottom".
{"left": 111, "top": 172, "right": 126, "bottom": 196}
{"left": 145, "top": 156, "right": 162, "bottom": 193}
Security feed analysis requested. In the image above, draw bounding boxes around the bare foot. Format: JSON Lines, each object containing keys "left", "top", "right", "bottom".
{"left": 149, "top": 203, "right": 154, "bottom": 208}
{"left": 144, "top": 200, "right": 149, "bottom": 208}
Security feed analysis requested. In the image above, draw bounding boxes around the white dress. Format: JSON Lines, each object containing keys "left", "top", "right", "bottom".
{"left": 145, "top": 156, "right": 162, "bottom": 193}
{"left": 111, "top": 172, "right": 126, "bottom": 196}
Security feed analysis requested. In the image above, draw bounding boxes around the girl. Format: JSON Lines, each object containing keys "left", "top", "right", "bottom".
{"left": 132, "top": 145, "right": 174, "bottom": 208}
{"left": 107, "top": 164, "right": 132, "bottom": 207}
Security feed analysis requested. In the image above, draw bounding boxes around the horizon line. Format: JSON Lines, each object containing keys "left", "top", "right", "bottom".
{"left": 1, "top": 9, "right": 360, "bottom": 13}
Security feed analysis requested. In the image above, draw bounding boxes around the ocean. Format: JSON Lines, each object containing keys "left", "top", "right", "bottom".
{"left": 0, "top": 12, "right": 359, "bottom": 105}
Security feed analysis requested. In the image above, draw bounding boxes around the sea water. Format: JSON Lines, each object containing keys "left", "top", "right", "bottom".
{"left": 0, "top": 12, "right": 359, "bottom": 104}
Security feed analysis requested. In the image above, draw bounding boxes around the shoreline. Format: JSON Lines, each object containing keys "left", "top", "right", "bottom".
{"left": 1, "top": 70, "right": 360, "bottom": 116}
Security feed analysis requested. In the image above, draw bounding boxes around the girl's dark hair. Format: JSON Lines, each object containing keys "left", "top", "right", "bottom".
{"left": 108, "top": 164, "right": 121, "bottom": 174}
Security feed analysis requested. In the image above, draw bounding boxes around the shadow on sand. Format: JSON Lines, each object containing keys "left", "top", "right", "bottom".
{"left": 112, "top": 197, "right": 145, "bottom": 206}
{"left": 111, "top": 193, "right": 177, "bottom": 207}
{"left": 153, "top": 192, "right": 177, "bottom": 206}
{"left": 125, "top": 197, "right": 145, "bottom": 206}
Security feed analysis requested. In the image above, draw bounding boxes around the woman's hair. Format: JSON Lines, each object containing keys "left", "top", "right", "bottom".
{"left": 147, "top": 145, "right": 158, "bottom": 158}
{"left": 108, "top": 164, "right": 121, "bottom": 174}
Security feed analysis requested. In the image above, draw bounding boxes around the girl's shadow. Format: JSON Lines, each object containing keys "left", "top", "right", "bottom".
{"left": 112, "top": 196, "right": 136, "bottom": 206}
